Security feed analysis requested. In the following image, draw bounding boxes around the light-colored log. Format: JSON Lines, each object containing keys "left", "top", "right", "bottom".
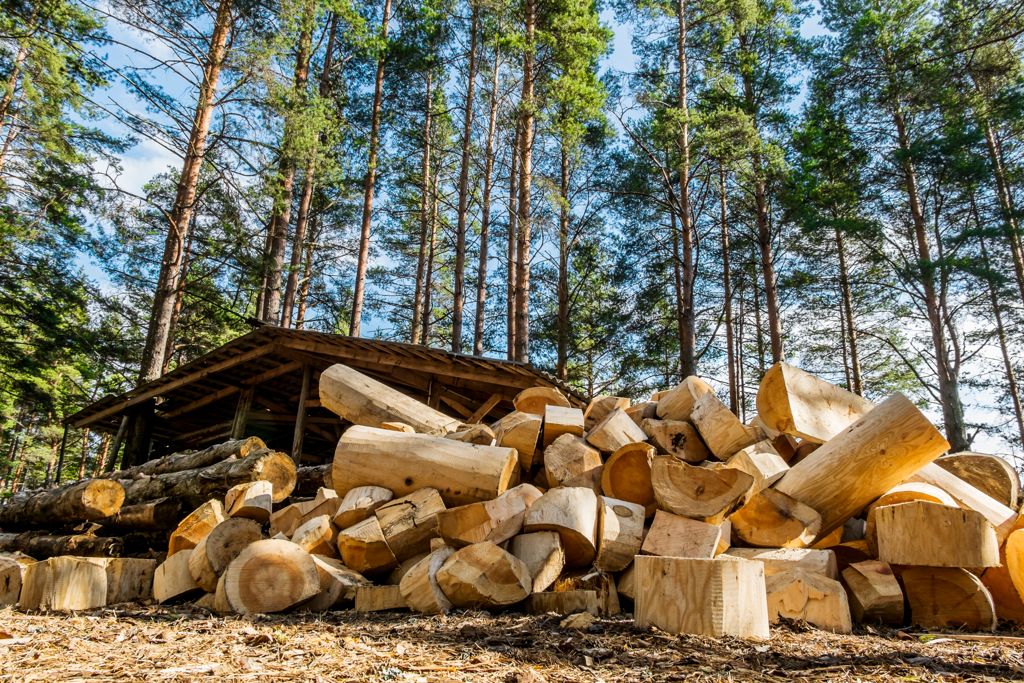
{"left": 523, "top": 487, "right": 599, "bottom": 567}
{"left": 445, "top": 424, "right": 496, "bottom": 445}
{"left": 730, "top": 488, "right": 822, "bottom": 549}
{"left": 864, "top": 481, "right": 958, "bottom": 520}
{"left": 269, "top": 500, "right": 312, "bottom": 537}
{"left": 908, "top": 463, "right": 1022, "bottom": 543}
{"left": 0, "top": 478, "right": 125, "bottom": 528}
{"left": 528, "top": 590, "right": 603, "bottom": 617}
{"left": 380, "top": 421, "right": 415, "bottom": 432}
{"left": 333, "top": 485, "right": 394, "bottom": 529}
{"left": 514, "top": 386, "right": 570, "bottom": 415}
{"left": 224, "top": 480, "right": 273, "bottom": 523}
{"left": 374, "top": 488, "right": 445, "bottom": 561}
{"left": 617, "top": 562, "right": 636, "bottom": 601}
{"left": 586, "top": 408, "right": 648, "bottom": 453}
{"left": 1006, "top": 529, "right": 1024, "bottom": 604}
{"left": 435, "top": 542, "right": 532, "bottom": 608}
{"left": 354, "top": 584, "right": 407, "bottom": 612}
{"left": 153, "top": 550, "right": 201, "bottom": 603}
{"left": 399, "top": 546, "right": 455, "bottom": 614}
{"left": 841, "top": 560, "right": 903, "bottom": 624}
{"left": 36, "top": 557, "right": 108, "bottom": 611}
{"left": 981, "top": 545, "right": 1024, "bottom": 625}
{"left": 595, "top": 496, "right": 645, "bottom": 572}
{"left": 725, "top": 548, "right": 837, "bottom": 579}
{"left": 302, "top": 555, "right": 369, "bottom": 611}
{"left": 188, "top": 517, "right": 263, "bottom": 591}
{"left": 436, "top": 483, "right": 542, "bottom": 547}
{"left": 18, "top": 559, "right": 50, "bottom": 610}
{"left": 601, "top": 442, "right": 656, "bottom": 516}
{"left": 651, "top": 457, "right": 753, "bottom": 524}
{"left": 690, "top": 391, "right": 761, "bottom": 459}
{"left": 222, "top": 539, "right": 320, "bottom": 614}
{"left": 765, "top": 569, "right": 852, "bottom": 633}
{"left": 725, "top": 441, "right": 789, "bottom": 497}
{"left": 656, "top": 377, "right": 714, "bottom": 422}
{"left": 626, "top": 402, "right": 657, "bottom": 426}
{"left": 585, "top": 396, "right": 630, "bottom": 431}
{"left": 547, "top": 571, "right": 620, "bottom": 616}
{"left": 640, "top": 510, "right": 721, "bottom": 558}
{"left": 936, "top": 452, "right": 1021, "bottom": 510}
{"left": 492, "top": 411, "right": 543, "bottom": 471}
{"left": 291, "top": 515, "right": 339, "bottom": 558}
{"left": 296, "top": 487, "right": 341, "bottom": 526}
{"left": 772, "top": 433, "right": 800, "bottom": 463}
{"left": 510, "top": 531, "right": 565, "bottom": 593}
{"left": 168, "top": 500, "right": 225, "bottom": 557}
{"left": 871, "top": 501, "right": 998, "bottom": 568}
{"left": 542, "top": 405, "right": 585, "bottom": 448}
{"left": 337, "top": 515, "right": 398, "bottom": 575}
{"left": 899, "top": 566, "right": 996, "bottom": 631}
{"left": 387, "top": 552, "right": 428, "bottom": 585}
{"left": 543, "top": 435, "right": 602, "bottom": 491}
{"left": 641, "top": 419, "right": 709, "bottom": 464}
{"left": 756, "top": 362, "right": 874, "bottom": 443}
{"left": 0, "top": 557, "right": 27, "bottom": 606}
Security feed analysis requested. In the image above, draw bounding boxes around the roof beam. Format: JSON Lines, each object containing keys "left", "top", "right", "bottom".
{"left": 159, "top": 360, "right": 302, "bottom": 419}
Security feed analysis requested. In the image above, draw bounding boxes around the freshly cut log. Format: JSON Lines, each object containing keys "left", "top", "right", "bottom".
{"left": 725, "top": 548, "right": 838, "bottom": 579}
{"left": 0, "top": 531, "right": 122, "bottom": 558}
{"left": 212, "top": 573, "right": 232, "bottom": 614}
{"left": 387, "top": 552, "right": 429, "bottom": 586}
{"left": 651, "top": 457, "right": 753, "bottom": 524}
{"left": 528, "top": 590, "right": 603, "bottom": 617}
{"left": 222, "top": 539, "right": 320, "bottom": 614}
{"left": 936, "top": 452, "right": 1021, "bottom": 510}
{"left": 224, "top": 480, "right": 273, "bottom": 523}
{"left": 1007, "top": 529, "right": 1024, "bottom": 603}
{"left": 354, "top": 584, "right": 407, "bottom": 612}
{"left": 626, "top": 402, "right": 657, "bottom": 425}
{"left": 690, "top": 392, "right": 761, "bottom": 459}
{"left": 640, "top": 510, "right": 721, "bottom": 558}
{"left": 332, "top": 426, "right": 518, "bottom": 506}
{"left": 380, "top": 421, "right": 415, "bottom": 432}
{"left": 399, "top": 546, "right": 455, "bottom": 614}
{"left": 585, "top": 396, "right": 629, "bottom": 431}
{"left": 167, "top": 500, "right": 225, "bottom": 557}
{"left": 656, "top": 376, "right": 714, "bottom": 422}
{"left": 717, "top": 519, "right": 732, "bottom": 555}
{"left": 543, "top": 435, "right": 602, "bottom": 491}
{"left": 864, "top": 481, "right": 958, "bottom": 519}
{"left": 617, "top": 562, "right": 636, "bottom": 601}
{"left": 634, "top": 556, "right": 769, "bottom": 639}
{"left": 514, "top": 386, "right": 571, "bottom": 414}
{"left": 725, "top": 441, "right": 789, "bottom": 497}
{"left": 153, "top": 550, "right": 202, "bottom": 603}
{"left": 756, "top": 362, "right": 873, "bottom": 443}
{"left": 103, "top": 437, "right": 266, "bottom": 480}
{"left": 813, "top": 526, "right": 844, "bottom": 550}
{"left": 293, "top": 464, "right": 331, "bottom": 498}
{"left": 333, "top": 485, "right": 394, "bottom": 529}
{"left": 549, "top": 571, "right": 620, "bottom": 616}
{"left": 18, "top": 560, "right": 51, "bottom": 610}
{"left": 595, "top": 496, "right": 645, "bottom": 572}
{"left": 899, "top": 566, "right": 996, "bottom": 631}
{"left": 492, "top": 411, "right": 543, "bottom": 471}
{"left": 772, "top": 393, "right": 949, "bottom": 537}
{"left": 730, "top": 488, "right": 822, "bottom": 549}
{"left": 586, "top": 408, "right": 648, "bottom": 453}
{"left": 871, "top": 501, "right": 999, "bottom": 568}
{"left": 188, "top": 518, "right": 263, "bottom": 591}
{"left": 302, "top": 555, "right": 369, "bottom": 611}
{"left": 0, "top": 557, "right": 27, "bottom": 606}
{"left": 908, "top": 463, "right": 1021, "bottom": 543}
{"left": 437, "top": 483, "right": 542, "bottom": 547}
{"left": 0, "top": 478, "right": 125, "bottom": 528}
{"left": 523, "top": 487, "right": 599, "bottom": 567}
{"left": 336, "top": 516, "right": 398, "bottom": 575}
{"left": 291, "top": 515, "right": 338, "bottom": 557}
{"left": 445, "top": 424, "right": 496, "bottom": 445}
{"left": 296, "top": 487, "right": 340, "bottom": 525}
{"left": 374, "top": 488, "right": 445, "bottom": 560}
{"left": 269, "top": 501, "right": 312, "bottom": 537}
{"left": 36, "top": 556, "right": 108, "bottom": 611}
{"left": 99, "top": 497, "right": 183, "bottom": 530}
{"left": 319, "top": 363, "right": 461, "bottom": 434}
{"left": 601, "top": 442, "right": 657, "bottom": 516}
{"left": 841, "top": 560, "right": 903, "bottom": 624}
{"left": 435, "top": 542, "right": 532, "bottom": 608}
{"left": 510, "top": 531, "right": 565, "bottom": 593}
{"left": 542, "top": 405, "right": 585, "bottom": 448}
{"left": 765, "top": 570, "right": 852, "bottom": 633}
{"left": 980, "top": 554, "right": 1024, "bottom": 625}
{"left": 641, "top": 419, "right": 710, "bottom": 463}
{"left": 69, "top": 557, "right": 156, "bottom": 605}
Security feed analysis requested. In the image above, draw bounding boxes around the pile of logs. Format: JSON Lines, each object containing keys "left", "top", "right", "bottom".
{"left": 3, "top": 361, "right": 1024, "bottom": 640}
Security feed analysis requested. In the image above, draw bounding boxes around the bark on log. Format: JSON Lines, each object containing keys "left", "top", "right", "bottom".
{"left": 0, "top": 479, "right": 125, "bottom": 528}
{"left": 101, "top": 437, "right": 266, "bottom": 480}
{"left": 0, "top": 532, "right": 123, "bottom": 558}
{"left": 292, "top": 465, "right": 331, "bottom": 498}
{"left": 98, "top": 497, "right": 184, "bottom": 531}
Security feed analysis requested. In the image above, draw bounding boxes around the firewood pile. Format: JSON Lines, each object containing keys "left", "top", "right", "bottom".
{"left": 3, "top": 361, "right": 1024, "bottom": 639}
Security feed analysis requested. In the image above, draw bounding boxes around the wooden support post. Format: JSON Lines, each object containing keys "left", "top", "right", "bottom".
{"left": 292, "top": 365, "right": 311, "bottom": 463}
{"left": 104, "top": 415, "right": 130, "bottom": 473}
{"left": 52, "top": 423, "right": 70, "bottom": 486}
{"left": 231, "top": 388, "right": 254, "bottom": 439}
{"left": 467, "top": 393, "right": 502, "bottom": 424}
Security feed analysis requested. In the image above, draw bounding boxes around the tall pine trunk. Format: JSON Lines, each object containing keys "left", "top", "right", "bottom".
{"left": 421, "top": 168, "right": 440, "bottom": 345}
{"left": 556, "top": 142, "right": 570, "bottom": 379}
{"left": 720, "top": 168, "right": 737, "bottom": 413}
{"left": 675, "top": 0, "right": 695, "bottom": 377}
{"left": 452, "top": 5, "right": 479, "bottom": 353}
{"left": 835, "top": 228, "right": 862, "bottom": 394}
{"left": 980, "top": 235, "right": 1024, "bottom": 446}
{"left": 980, "top": 119, "right": 1024, "bottom": 305}
{"left": 411, "top": 69, "right": 434, "bottom": 344}
{"left": 507, "top": 127, "right": 519, "bottom": 360}
{"left": 474, "top": 45, "right": 501, "bottom": 356}
{"left": 514, "top": 0, "right": 536, "bottom": 362}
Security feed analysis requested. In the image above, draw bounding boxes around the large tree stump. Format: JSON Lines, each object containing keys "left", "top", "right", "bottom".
{"left": 435, "top": 542, "right": 532, "bottom": 608}
{"left": 899, "top": 566, "right": 996, "bottom": 631}
{"left": 523, "top": 487, "right": 599, "bottom": 567}
{"left": 756, "top": 362, "right": 873, "bottom": 443}
{"left": 222, "top": 539, "right": 320, "bottom": 614}
{"left": 651, "top": 457, "right": 753, "bottom": 524}
{"left": 0, "top": 479, "right": 125, "bottom": 528}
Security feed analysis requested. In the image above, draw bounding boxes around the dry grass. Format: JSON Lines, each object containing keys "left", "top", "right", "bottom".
{"left": 2, "top": 605, "right": 1023, "bottom": 682}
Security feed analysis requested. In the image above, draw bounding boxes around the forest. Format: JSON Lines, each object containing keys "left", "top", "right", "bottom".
{"left": 1, "top": 0, "right": 1023, "bottom": 491}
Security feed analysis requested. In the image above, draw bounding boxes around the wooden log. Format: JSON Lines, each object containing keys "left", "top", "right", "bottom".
{"left": 224, "top": 480, "right": 273, "bottom": 523}
{"left": 291, "top": 515, "right": 338, "bottom": 558}
{"left": 301, "top": 555, "right": 369, "bottom": 611}
{"left": 18, "top": 559, "right": 50, "bottom": 610}
{"left": 1006, "top": 529, "right": 1024, "bottom": 604}
{"left": 0, "top": 557, "right": 27, "bottom": 606}
{"left": 354, "top": 584, "right": 407, "bottom": 612}
{"left": 34, "top": 556, "right": 108, "bottom": 611}
{"left": 445, "top": 424, "right": 496, "bottom": 445}
{"left": 0, "top": 478, "right": 125, "bottom": 528}
{"left": 725, "top": 441, "right": 789, "bottom": 498}
{"left": 380, "top": 421, "right": 415, "bottom": 432}
{"left": 790, "top": 440, "right": 820, "bottom": 466}
{"left": 300, "top": 488, "right": 341, "bottom": 526}
{"left": 641, "top": 419, "right": 710, "bottom": 464}
{"left": 595, "top": 496, "right": 645, "bottom": 572}
{"left": 548, "top": 571, "right": 620, "bottom": 616}
{"left": 492, "top": 410, "right": 543, "bottom": 471}
{"left": 641, "top": 510, "right": 721, "bottom": 558}
{"left": 756, "top": 362, "right": 873, "bottom": 443}
{"left": 980, "top": 543, "right": 1024, "bottom": 625}
{"left": 936, "top": 452, "right": 1021, "bottom": 510}
{"left": 585, "top": 396, "right": 630, "bottom": 431}
{"left": 634, "top": 555, "right": 770, "bottom": 638}
{"left": 188, "top": 518, "right": 263, "bottom": 591}
{"left": 94, "top": 558, "right": 156, "bottom": 604}
{"left": 655, "top": 376, "right": 714, "bottom": 422}
{"left": 601, "top": 442, "right": 657, "bottom": 517}
{"left": 543, "top": 435, "right": 602, "bottom": 491}
{"left": 899, "top": 566, "right": 996, "bottom": 631}
{"left": 333, "top": 485, "right": 394, "bottom": 529}
{"left": 651, "top": 457, "right": 753, "bottom": 524}
{"left": 336, "top": 516, "right": 398, "bottom": 575}
{"left": 168, "top": 500, "right": 225, "bottom": 557}
{"left": 292, "top": 464, "right": 331, "bottom": 498}
{"left": 399, "top": 546, "right": 455, "bottom": 614}
{"left": 529, "top": 590, "right": 602, "bottom": 616}
{"left": 221, "top": 539, "right": 320, "bottom": 614}
{"left": 908, "top": 463, "right": 1022, "bottom": 543}
{"left": 514, "top": 386, "right": 570, "bottom": 415}
{"left": 0, "top": 532, "right": 122, "bottom": 559}
{"left": 772, "top": 434, "right": 800, "bottom": 463}
{"left": 523, "top": 487, "right": 599, "bottom": 567}
{"left": 841, "top": 560, "right": 904, "bottom": 624}
{"left": 864, "top": 481, "right": 958, "bottom": 521}
{"left": 765, "top": 570, "right": 852, "bottom": 633}
{"left": 436, "top": 483, "right": 542, "bottom": 547}
{"left": 871, "top": 501, "right": 999, "bottom": 568}
{"left": 586, "top": 408, "right": 648, "bottom": 453}
{"left": 332, "top": 425, "right": 518, "bottom": 506}
{"left": 542, "top": 405, "right": 585, "bottom": 448}
{"left": 626, "top": 401, "right": 657, "bottom": 426}
{"left": 772, "top": 393, "right": 950, "bottom": 537}
{"left": 103, "top": 437, "right": 266, "bottom": 480}
{"left": 387, "top": 552, "right": 428, "bottom": 585}
{"left": 725, "top": 548, "right": 838, "bottom": 579}
{"left": 435, "top": 541, "right": 532, "bottom": 608}
{"left": 153, "top": 550, "right": 202, "bottom": 603}
{"left": 269, "top": 500, "right": 312, "bottom": 537}
{"left": 373, "top": 488, "right": 445, "bottom": 561}
{"left": 617, "top": 562, "right": 636, "bottom": 601}
{"left": 319, "top": 363, "right": 461, "bottom": 434}
{"left": 730, "top": 488, "right": 822, "bottom": 549}
{"left": 690, "top": 392, "right": 761, "bottom": 459}
{"left": 98, "top": 497, "right": 184, "bottom": 531}
{"left": 510, "top": 531, "right": 565, "bottom": 593}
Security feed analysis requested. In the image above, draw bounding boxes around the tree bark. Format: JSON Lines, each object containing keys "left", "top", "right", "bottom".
{"left": 474, "top": 44, "right": 501, "bottom": 356}
{"left": 835, "top": 228, "right": 862, "bottom": 394}
{"left": 421, "top": 167, "right": 440, "bottom": 344}
{"left": 411, "top": 68, "right": 434, "bottom": 344}
{"left": 507, "top": 127, "right": 519, "bottom": 360}
{"left": 675, "top": 0, "right": 696, "bottom": 377}
{"left": 980, "top": 118, "right": 1024, "bottom": 305}
{"left": 980, "top": 235, "right": 1024, "bottom": 446}
{"left": 720, "top": 168, "right": 737, "bottom": 413}
{"left": 556, "top": 143, "right": 570, "bottom": 379}
{"left": 514, "top": 0, "right": 536, "bottom": 362}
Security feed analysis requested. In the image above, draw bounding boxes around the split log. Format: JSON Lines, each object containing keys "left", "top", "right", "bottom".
{"left": 870, "top": 501, "right": 998, "bottom": 568}
{"left": 354, "top": 584, "right": 407, "bottom": 612}
{"left": 103, "top": 437, "right": 266, "bottom": 480}
{"left": 640, "top": 510, "right": 721, "bottom": 558}
{"left": 212, "top": 573, "right": 232, "bottom": 614}
{"left": 772, "top": 434, "right": 800, "bottom": 463}
{"left": 831, "top": 540, "right": 872, "bottom": 574}
{"left": 936, "top": 452, "right": 1021, "bottom": 510}
{"left": 436, "top": 483, "right": 542, "bottom": 547}
{"left": 595, "top": 496, "right": 645, "bottom": 572}
{"left": 585, "top": 396, "right": 630, "bottom": 431}
{"left": 34, "top": 556, "right": 108, "bottom": 611}
{"left": 514, "top": 386, "right": 570, "bottom": 415}
{"left": 690, "top": 392, "right": 761, "bottom": 459}
{"left": 756, "top": 362, "right": 873, "bottom": 443}
{"left": 0, "top": 557, "right": 27, "bottom": 606}
{"left": 332, "top": 426, "right": 518, "bottom": 506}
{"left": 445, "top": 424, "right": 496, "bottom": 445}
{"left": 523, "top": 487, "right": 599, "bottom": 567}
{"left": 387, "top": 552, "right": 429, "bottom": 586}
{"left": 772, "top": 393, "right": 949, "bottom": 537}
{"left": 269, "top": 501, "right": 312, "bottom": 537}
{"left": 601, "top": 442, "right": 657, "bottom": 516}
{"left": 616, "top": 562, "right": 636, "bottom": 601}
{"left": 399, "top": 546, "right": 455, "bottom": 614}
{"left": 626, "top": 401, "right": 657, "bottom": 425}
{"left": 908, "top": 463, "right": 1021, "bottom": 543}
{"left": 302, "top": 555, "right": 369, "bottom": 611}
{"left": 765, "top": 570, "right": 852, "bottom": 633}
{"left": 543, "top": 435, "right": 602, "bottom": 491}
{"left": 221, "top": 539, "right": 320, "bottom": 614}
{"left": 542, "top": 405, "right": 585, "bottom": 448}
{"left": 319, "top": 363, "right": 461, "bottom": 434}
{"left": 188, "top": 517, "right": 263, "bottom": 591}
{"left": 864, "top": 481, "right": 958, "bottom": 519}
{"left": 790, "top": 441, "right": 820, "bottom": 465}
{"left": 292, "top": 464, "right": 331, "bottom": 498}
{"left": 899, "top": 566, "right": 996, "bottom": 631}
{"left": 99, "top": 497, "right": 183, "bottom": 531}
{"left": 655, "top": 376, "right": 714, "bottom": 422}
{"left": 725, "top": 441, "right": 789, "bottom": 497}
{"left": 641, "top": 419, "right": 710, "bottom": 463}
{"left": 492, "top": 411, "right": 543, "bottom": 471}
{"left": 333, "top": 485, "right": 394, "bottom": 529}
{"left": 436, "top": 542, "right": 532, "bottom": 608}
{"left": 725, "top": 548, "right": 838, "bottom": 579}
{"left": 0, "top": 478, "right": 125, "bottom": 528}
{"left": 225, "top": 480, "right": 273, "bottom": 523}
{"left": 336, "top": 516, "right": 398, "bottom": 575}
{"left": 291, "top": 515, "right": 338, "bottom": 558}
{"left": 167, "top": 500, "right": 225, "bottom": 557}
{"left": 651, "top": 457, "right": 753, "bottom": 524}
{"left": 730, "top": 488, "right": 822, "bottom": 549}
{"left": 841, "top": 560, "right": 904, "bottom": 624}
{"left": 0, "top": 531, "right": 122, "bottom": 558}
{"left": 980, "top": 547, "right": 1024, "bottom": 625}
{"left": 633, "top": 555, "right": 769, "bottom": 639}
{"left": 153, "top": 550, "right": 202, "bottom": 603}
{"left": 510, "top": 531, "right": 565, "bottom": 593}
{"left": 374, "top": 488, "right": 445, "bottom": 560}
{"left": 586, "top": 408, "right": 648, "bottom": 453}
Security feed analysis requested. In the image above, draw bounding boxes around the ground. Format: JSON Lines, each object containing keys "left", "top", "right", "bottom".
{"left": 1, "top": 607, "right": 1023, "bottom": 682}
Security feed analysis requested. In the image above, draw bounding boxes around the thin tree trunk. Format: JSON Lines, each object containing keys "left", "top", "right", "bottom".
{"left": 507, "top": 127, "right": 519, "bottom": 360}
{"left": 92, "top": 433, "right": 111, "bottom": 478}
{"left": 670, "top": 208, "right": 685, "bottom": 373}
{"left": 751, "top": 253, "right": 766, "bottom": 376}
{"left": 474, "top": 44, "right": 501, "bottom": 356}
{"left": 720, "top": 168, "right": 737, "bottom": 413}
{"left": 421, "top": 169, "right": 440, "bottom": 345}
{"left": 980, "top": 235, "right": 1024, "bottom": 447}
{"left": 736, "top": 278, "right": 746, "bottom": 421}
{"left": 295, "top": 225, "right": 316, "bottom": 329}
{"left": 77, "top": 428, "right": 90, "bottom": 481}
{"left": 411, "top": 69, "right": 434, "bottom": 344}
{"left": 514, "top": 0, "right": 536, "bottom": 362}
{"left": 675, "top": 0, "right": 695, "bottom": 377}
{"left": 556, "top": 142, "right": 570, "bottom": 380}
{"left": 981, "top": 118, "right": 1024, "bottom": 305}
{"left": 162, "top": 226, "right": 193, "bottom": 373}
{"left": 835, "top": 228, "right": 863, "bottom": 394}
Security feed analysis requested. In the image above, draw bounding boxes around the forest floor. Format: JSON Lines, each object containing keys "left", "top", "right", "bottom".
{"left": 1, "top": 605, "right": 1023, "bottom": 682}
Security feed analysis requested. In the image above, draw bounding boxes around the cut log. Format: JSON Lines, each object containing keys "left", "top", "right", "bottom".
{"left": 333, "top": 485, "right": 394, "bottom": 530}
{"left": 0, "top": 478, "right": 125, "bottom": 528}
{"left": 690, "top": 392, "right": 761, "bottom": 459}
{"left": 293, "top": 464, "right": 331, "bottom": 498}
{"left": 617, "top": 562, "right": 636, "bottom": 601}
{"left": 212, "top": 573, "right": 232, "bottom": 614}
{"left": 0, "top": 531, "right": 122, "bottom": 559}
{"left": 222, "top": 539, "right": 320, "bottom": 614}
{"left": 864, "top": 481, "right": 958, "bottom": 520}
{"left": 651, "top": 457, "right": 753, "bottom": 524}
{"left": 528, "top": 590, "right": 603, "bottom": 616}
{"left": 626, "top": 401, "right": 657, "bottom": 426}
{"left": 641, "top": 419, "right": 710, "bottom": 464}
{"left": 319, "top": 363, "right": 461, "bottom": 434}
{"left": 153, "top": 550, "right": 202, "bottom": 603}
{"left": 0, "top": 557, "right": 27, "bottom": 607}
{"left": 514, "top": 386, "right": 571, "bottom": 415}
{"left": 634, "top": 555, "right": 769, "bottom": 638}
{"left": 772, "top": 434, "right": 800, "bottom": 463}
{"left": 523, "top": 487, "right": 599, "bottom": 567}
{"left": 585, "top": 396, "right": 630, "bottom": 431}
{"left": 436, "top": 483, "right": 542, "bottom": 547}
{"left": 435, "top": 541, "right": 532, "bottom": 608}
{"left": 354, "top": 584, "right": 407, "bottom": 612}
{"left": 908, "top": 463, "right": 1021, "bottom": 543}
{"left": 640, "top": 510, "right": 721, "bottom": 558}
{"left": 549, "top": 571, "right": 620, "bottom": 616}
{"left": 291, "top": 515, "right": 339, "bottom": 558}
{"left": 980, "top": 546, "right": 1024, "bottom": 625}
{"left": 302, "top": 555, "right": 369, "bottom": 611}
{"left": 725, "top": 548, "right": 838, "bottom": 579}
{"left": 936, "top": 452, "right": 1021, "bottom": 510}
{"left": 595, "top": 496, "right": 645, "bottom": 572}
{"left": 543, "top": 435, "right": 602, "bottom": 491}
{"left": 80, "top": 557, "right": 156, "bottom": 605}
{"left": 831, "top": 540, "right": 873, "bottom": 574}
{"left": 333, "top": 425, "right": 518, "bottom": 506}
{"left": 167, "top": 500, "right": 225, "bottom": 557}
{"left": 336, "top": 516, "right": 398, "bottom": 575}
{"left": 37, "top": 556, "right": 108, "bottom": 611}
{"left": 445, "top": 424, "right": 496, "bottom": 445}
{"left": 387, "top": 552, "right": 429, "bottom": 585}
{"left": 655, "top": 376, "right": 714, "bottom": 422}
{"left": 102, "top": 437, "right": 266, "bottom": 480}
{"left": 224, "top": 480, "right": 273, "bottom": 523}
{"left": 269, "top": 500, "right": 312, "bottom": 537}
{"left": 899, "top": 566, "right": 996, "bottom": 631}
{"left": 586, "top": 408, "right": 648, "bottom": 453}
{"left": 373, "top": 488, "right": 445, "bottom": 561}
{"left": 765, "top": 570, "right": 852, "bottom": 633}
{"left": 790, "top": 440, "right": 820, "bottom": 465}
{"left": 730, "top": 488, "right": 822, "bottom": 549}
{"left": 772, "top": 393, "right": 950, "bottom": 538}
{"left": 1006, "top": 529, "right": 1024, "bottom": 604}
{"left": 601, "top": 442, "right": 657, "bottom": 517}
{"left": 871, "top": 501, "right": 998, "bottom": 568}
{"left": 380, "top": 421, "right": 415, "bottom": 432}
{"left": 98, "top": 497, "right": 183, "bottom": 531}
{"left": 725, "top": 441, "right": 789, "bottom": 497}
{"left": 756, "top": 362, "right": 874, "bottom": 443}
{"left": 18, "top": 559, "right": 51, "bottom": 610}
{"left": 492, "top": 411, "right": 543, "bottom": 471}
{"left": 841, "top": 560, "right": 904, "bottom": 624}
{"left": 188, "top": 518, "right": 263, "bottom": 591}
{"left": 399, "top": 546, "right": 455, "bottom": 614}
{"left": 542, "top": 405, "right": 585, "bottom": 449}
{"left": 510, "top": 531, "right": 565, "bottom": 593}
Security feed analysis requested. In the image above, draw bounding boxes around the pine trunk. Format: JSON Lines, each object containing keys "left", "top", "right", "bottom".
{"left": 675, "top": 0, "right": 695, "bottom": 377}
{"left": 514, "top": 0, "right": 536, "bottom": 362}
{"left": 556, "top": 143, "right": 570, "bottom": 380}
{"left": 835, "top": 229, "right": 862, "bottom": 394}
{"left": 474, "top": 45, "right": 501, "bottom": 356}
{"left": 720, "top": 169, "right": 737, "bottom": 413}
{"left": 506, "top": 127, "right": 519, "bottom": 360}
{"left": 452, "top": 6, "right": 479, "bottom": 354}
{"left": 411, "top": 69, "right": 434, "bottom": 344}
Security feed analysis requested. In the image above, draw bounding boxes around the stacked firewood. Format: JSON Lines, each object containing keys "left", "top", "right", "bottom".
{"left": 3, "top": 361, "right": 1023, "bottom": 639}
